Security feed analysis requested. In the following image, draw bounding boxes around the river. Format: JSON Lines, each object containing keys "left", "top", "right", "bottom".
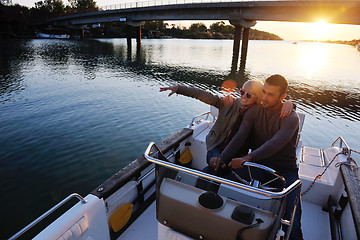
{"left": 1, "top": 38, "right": 360, "bottom": 239}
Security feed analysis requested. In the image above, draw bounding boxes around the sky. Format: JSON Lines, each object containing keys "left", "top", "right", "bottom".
{"left": 12, "top": 0, "right": 360, "bottom": 41}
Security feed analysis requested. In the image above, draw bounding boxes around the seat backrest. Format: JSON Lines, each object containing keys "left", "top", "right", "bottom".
{"left": 296, "top": 112, "right": 305, "bottom": 148}
{"left": 298, "top": 112, "right": 305, "bottom": 133}
{"left": 34, "top": 194, "right": 110, "bottom": 240}
{"left": 210, "top": 105, "right": 218, "bottom": 120}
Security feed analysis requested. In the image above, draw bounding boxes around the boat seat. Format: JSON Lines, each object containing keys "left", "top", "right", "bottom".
{"left": 189, "top": 119, "right": 212, "bottom": 170}
{"left": 301, "top": 147, "right": 324, "bottom": 167}
{"left": 157, "top": 178, "right": 279, "bottom": 240}
{"left": 210, "top": 105, "right": 218, "bottom": 119}
{"left": 299, "top": 147, "right": 346, "bottom": 206}
{"left": 33, "top": 194, "right": 110, "bottom": 240}
{"left": 296, "top": 112, "right": 305, "bottom": 148}
{"left": 188, "top": 106, "right": 218, "bottom": 170}
{"left": 55, "top": 217, "right": 88, "bottom": 240}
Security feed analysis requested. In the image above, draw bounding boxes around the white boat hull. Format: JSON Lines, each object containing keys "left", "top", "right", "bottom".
{"left": 36, "top": 33, "right": 70, "bottom": 39}
{"left": 9, "top": 110, "right": 360, "bottom": 240}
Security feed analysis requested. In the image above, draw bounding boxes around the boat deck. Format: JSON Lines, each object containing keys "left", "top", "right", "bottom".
{"left": 119, "top": 202, "right": 158, "bottom": 240}
{"left": 301, "top": 201, "right": 331, "bottom": 239}
{"left": 119, "top": 198, "right": 331, "bottom": 239}
{"left": 119, "top": 126, "right": 337, "bottom": 240}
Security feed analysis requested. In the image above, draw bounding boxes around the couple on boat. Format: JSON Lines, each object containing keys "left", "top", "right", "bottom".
{"left": 160, "top": 74, "right": 303, "bottom": 240}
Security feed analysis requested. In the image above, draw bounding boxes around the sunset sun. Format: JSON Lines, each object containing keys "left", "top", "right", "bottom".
{"left": 310, "top": 20, "right": 332, "bottom": 40}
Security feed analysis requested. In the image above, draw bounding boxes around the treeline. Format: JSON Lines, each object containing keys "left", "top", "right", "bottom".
{"left": 0, "top": 0, "right": 97, "bottom": 22}
{"left": 1, "top": 0, "right": 283, "bottom": 41}
{"left": 144, "top": 21, "right": 283, "bottom": 40}
{"left": 305, "top": 39, "right": 360, "bottom": 47}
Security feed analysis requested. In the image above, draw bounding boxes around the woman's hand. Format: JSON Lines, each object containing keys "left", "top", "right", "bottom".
{"left": 280, "top": 100, "right": 293, "bottom": 119}
{"left": 159, "top": 85, "right": 179, "bottom": 97}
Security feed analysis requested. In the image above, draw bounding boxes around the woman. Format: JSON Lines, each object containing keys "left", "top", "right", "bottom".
{"left": 160, "top": 80, "right": 293, "bottom": 174}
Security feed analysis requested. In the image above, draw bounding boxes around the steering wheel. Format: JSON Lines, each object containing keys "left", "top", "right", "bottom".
{"left": 231, "top": 162, "right": 286, "bottom": 192}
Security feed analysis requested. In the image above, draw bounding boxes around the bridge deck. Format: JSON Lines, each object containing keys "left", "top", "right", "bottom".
{"left": 47, "top": 1, "right": 360, "bottom": 26}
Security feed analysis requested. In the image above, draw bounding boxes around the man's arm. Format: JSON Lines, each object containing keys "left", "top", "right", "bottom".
{"left": 216, "top": 107, "right": 255, "bottom": 164}
{"left": 248, "top": 112, "right": 299, "bottom": 161}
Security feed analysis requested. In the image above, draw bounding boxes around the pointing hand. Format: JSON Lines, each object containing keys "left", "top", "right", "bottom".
{"left": 159, "top": 85, "right": 179, "bottom": 97}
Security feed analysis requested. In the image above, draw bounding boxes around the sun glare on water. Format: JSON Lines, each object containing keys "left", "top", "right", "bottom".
{"left": 299, "top": 43, "right": 328, "bottom": 80}
{"left": 294, "top": 20, "right": 333, "bottom": 79}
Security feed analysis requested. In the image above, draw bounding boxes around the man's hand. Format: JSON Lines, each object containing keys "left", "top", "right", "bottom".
{"left": 228, "top": 155, "right": 252, "bottom": 169}
{"left": 159, "top": 85, "right": 179, "bottom": 97}
{"left": 209, "top": 157, "right": 226, "bottom": 171}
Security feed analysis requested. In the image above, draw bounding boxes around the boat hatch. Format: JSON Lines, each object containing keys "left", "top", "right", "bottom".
{"left": 144, "top": 142, "right": 301, "bottom": 240}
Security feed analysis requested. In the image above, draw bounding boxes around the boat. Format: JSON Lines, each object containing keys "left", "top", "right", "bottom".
{"left": 36, "top": 32, "right": 70, "bottom": 39}
{"left": 9, "top": 107, "right": 360, "bottom": 240}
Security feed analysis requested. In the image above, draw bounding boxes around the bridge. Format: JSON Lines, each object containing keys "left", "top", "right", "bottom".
{"left": 49, "top": 0, "right": 360, "bottom": 26}
{"left": 44, "top": 0, "right": 360, "bottom": 72}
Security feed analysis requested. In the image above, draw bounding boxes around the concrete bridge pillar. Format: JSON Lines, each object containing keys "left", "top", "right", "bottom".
{"left": 229, "top": 18, "right": 256, "bottom": 73}
{"left": 126, "top": 21, "right": 145, "bottom": 52}
{"left": 240, "top": 27, "right": 250, "bottom": 72}
{"left": 136, "top": 26, "right": 141, "bottom": 52}
{"left": 231, "top": 25, "right": 242, "bottom": 74}
{"left": 127, "top": 25, "right": 132, "bottom": 51}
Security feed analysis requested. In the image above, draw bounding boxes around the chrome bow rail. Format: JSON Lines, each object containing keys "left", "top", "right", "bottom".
{"left": 144, "top": 142, "right": 301, "bottom": 198}
{"left": 331, "top": 136, "right": 352, "bottom": 159}
{"left": 9, "top": 193, "right": 87, "bottom": 240}
{"left": 189, "top": 111, "right": 216, "bottom": 127}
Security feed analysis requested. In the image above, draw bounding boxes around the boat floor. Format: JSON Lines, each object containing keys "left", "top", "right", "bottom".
{"left": 119, "top": 202, "right": 158, "bottom": 240}
{"left": 119, "top": 200, "right": 331, "bottom": 239}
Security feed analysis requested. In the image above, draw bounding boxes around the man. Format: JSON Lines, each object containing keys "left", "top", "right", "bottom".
{"left": 210, "top": 74, "right": 303, "bottom": 240}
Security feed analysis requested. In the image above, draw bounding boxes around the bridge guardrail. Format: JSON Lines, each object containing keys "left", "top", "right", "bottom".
{"left": 99, "top": 0, "right": 288, "bottom": 11}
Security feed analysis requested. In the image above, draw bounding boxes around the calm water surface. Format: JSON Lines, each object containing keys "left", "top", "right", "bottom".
{"left": 1, "top": 38, "right": 360, "bottom": 239}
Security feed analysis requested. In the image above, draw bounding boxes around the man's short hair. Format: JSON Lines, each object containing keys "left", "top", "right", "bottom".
{"left": 265, "top": 74, "right": 288, "bottom": 95}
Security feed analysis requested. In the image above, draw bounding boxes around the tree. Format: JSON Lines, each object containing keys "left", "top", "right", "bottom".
{"left": 189, "top": 22, "right": 207, "bottom": 32}
{"left": 143, "top": 20, "right": 168, "bottom": 31}
{"left": 210, "top": 21, "right": 227, "bottom": 33}
{"left": 30, "top": 0, "right": 65, "bottom": 20}
{"left": 68, "top": 0, "right": 97, "bottom": 10}
{"left": 212, "top": 21, "right": 234, "bottom": 34}
{"left": 33, "top": 0, "right": 64, "bottom": 15}
{"left": 0, "top": 0, "right": 12, "bottom": 6}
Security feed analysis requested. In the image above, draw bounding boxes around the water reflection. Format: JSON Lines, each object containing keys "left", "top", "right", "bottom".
{"left": 0, "top": 40, "right": 33, "bottom": 100}
{"left": 297, "top": 42, "right": 328, "bottom": 80}
{"left": 1, "top": 39, "right": 360, "bottom": 123}
{"left": 1, "top": 38, "right": 360, "bottom": 239}
{"left": 36, "top": 41, "right": 72, "bottom": 66}
{"left": 289, "top": 84, "right": 360, "bottom": 122}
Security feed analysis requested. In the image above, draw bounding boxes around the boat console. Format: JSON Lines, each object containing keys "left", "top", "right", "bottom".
{"left": 144, "top": 142, "right": 301, "bottom": 240}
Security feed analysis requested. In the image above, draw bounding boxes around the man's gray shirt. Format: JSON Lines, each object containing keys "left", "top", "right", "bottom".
{"left": 218, "top": 104, "right": 300, "bottom": 168}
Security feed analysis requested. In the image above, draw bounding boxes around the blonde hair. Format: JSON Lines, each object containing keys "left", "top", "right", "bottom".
{"left": 242, "top": 80, "right": 264, "bottom": 104}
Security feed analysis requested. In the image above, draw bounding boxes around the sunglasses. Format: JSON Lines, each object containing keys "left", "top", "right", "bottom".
{"left": 239, "top": 88, "right": 256, "bottom": 99}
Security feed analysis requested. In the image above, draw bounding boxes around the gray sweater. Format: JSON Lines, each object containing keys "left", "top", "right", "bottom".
{"left": 177, "top": 85, "right": 244, "bottom": 151}
{"left": 219, "top": 104, "right": 300, "bottom": 168}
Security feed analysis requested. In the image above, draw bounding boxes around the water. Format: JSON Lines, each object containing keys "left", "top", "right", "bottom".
{"left": 1, "top": 38, "right": 360, "bottom": 239}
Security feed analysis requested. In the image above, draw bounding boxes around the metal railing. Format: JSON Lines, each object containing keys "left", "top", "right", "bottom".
{"left": 144, "top": 142, "right": 301, "bottom": 198}
{"left": 9, "top": 193, "right": 87, "bottom": 240}
{"left": 100, "top": 0, "right": 237, "bottom": 11}
{"left": 98, "top": 0, "right": 321, "bottom": 11}
{"left": 189, "top": 111, "right": 216, "bottom": 127}
{"left": 331, "top": 136, "right": 352, "bottom": 160}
